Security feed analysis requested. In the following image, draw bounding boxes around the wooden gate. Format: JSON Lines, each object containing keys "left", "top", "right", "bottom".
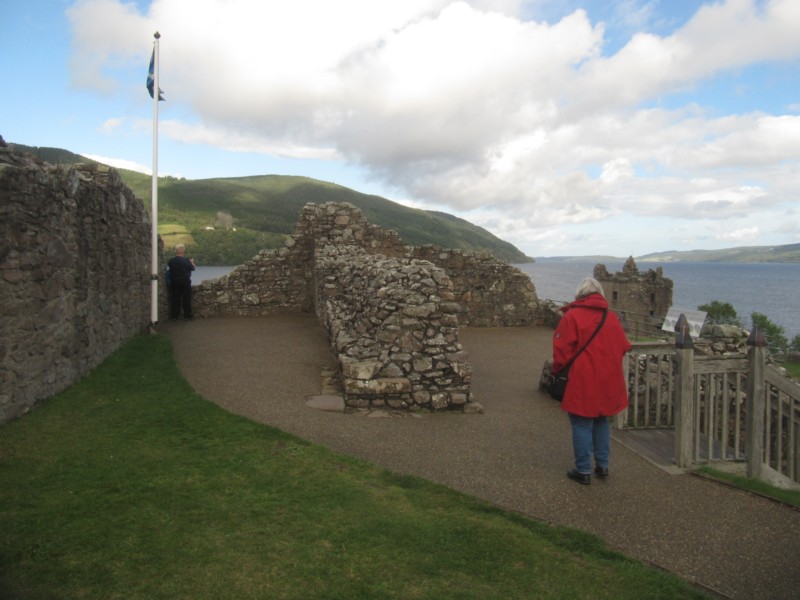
{"left": 617, "top": 325, "right": 800, "bottom": 487}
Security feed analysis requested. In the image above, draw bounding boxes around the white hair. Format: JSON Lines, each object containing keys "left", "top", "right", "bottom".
{"left": 575, "top": 277, "right": 605, "bottom": 299}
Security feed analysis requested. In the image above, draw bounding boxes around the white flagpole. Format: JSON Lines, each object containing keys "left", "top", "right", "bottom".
{"left": 150, "top": 31, "right": 161, "bottom": 330}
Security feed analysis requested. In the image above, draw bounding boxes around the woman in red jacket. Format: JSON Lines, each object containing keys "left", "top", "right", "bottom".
{"left": 552, "top": 277, "right": 631, "bottom": 485}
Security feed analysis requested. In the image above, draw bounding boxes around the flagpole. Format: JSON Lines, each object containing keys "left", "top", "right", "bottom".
{"left": 150, "top": 31, "right": 161, "bottom": 330}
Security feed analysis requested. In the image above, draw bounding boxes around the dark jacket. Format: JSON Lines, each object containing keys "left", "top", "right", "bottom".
{"left": 167, "top": 255, "right": 195, "bottom": 286}
{"left": 552, "top": 293, "right": 631, "bottom": 418}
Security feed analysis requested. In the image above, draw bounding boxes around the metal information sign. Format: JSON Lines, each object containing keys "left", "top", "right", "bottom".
{"left": 662, "top": 307, "right": 707, "bottom": 337}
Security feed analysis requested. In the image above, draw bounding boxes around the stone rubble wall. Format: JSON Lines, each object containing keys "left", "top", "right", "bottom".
{"left": 191, "top": 245, "right": 312, "bottom": 317}
{"left": 314, "top": 245, "right": 472, "bottom": 411}
{"left": 406, "top": 246, "right": 538, "bottom": 327}
{"left": 191, "top": 202, "right": 538, "bottom": 411}
{"left": 193, "top": 203, "right": 540, "bottom": 328}
{"left": 695, "top": 324, "right": 749, "bottom": 357}
{"left": 537, "top": 300, "right": 564, "bottom": 329}
{"left": 292, "top": 201, "right": 407, "bottom": 258}
{"left": 0, "top": 147, "right": 161, "bottom": 424}
{"left": 191, "top": 202, "right": 408, "bottom": 317}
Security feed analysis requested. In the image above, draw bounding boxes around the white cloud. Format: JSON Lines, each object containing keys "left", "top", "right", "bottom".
{"left": 99, "top": 118, "right": 124, "bottom": 133}
{"left": 569, "top": 0, "right": 800, "bottom": 111}
{"left": 67, "top": 0, "right": 152, "bottom": 92}
{"left": 82, "top": 153, "right": 151, "bottom": 174}
{"left": 600, "top": 157, "right": 634, "bottom": 184}
{"left": 66, "top": 0, "right": 800, "bottom": 254}
{"left": 713, "top": 226, "right": 760, "bottom": 243}
{"left": 157, "top": 119, "right": 341, "bottom": 160}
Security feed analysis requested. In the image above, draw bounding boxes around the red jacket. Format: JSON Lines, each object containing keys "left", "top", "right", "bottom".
{"left": 552, "top": 293, "right": 631, "bottom": 418}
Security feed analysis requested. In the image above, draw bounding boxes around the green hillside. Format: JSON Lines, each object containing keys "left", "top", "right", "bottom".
{"left": 537, "top": 244, "right": 800, "bottom": 264}
{"left": 9, "top": 143, "right": 531, "bottom": 265}
{"left": 637, "top": 245, "right": 800, "bottom": 263}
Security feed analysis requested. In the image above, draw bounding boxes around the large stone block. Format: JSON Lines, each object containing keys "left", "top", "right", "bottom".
{"left": 342, "top": 359, "right": 382, "bottom": 380}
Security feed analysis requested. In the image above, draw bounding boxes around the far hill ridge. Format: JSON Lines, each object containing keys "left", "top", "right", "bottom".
{"left": 8, "top": 143, "right": 530, "bottom": 265}
{"left": 536, "top": 244, "right": 800, "bottom": 264}
{"left": 10, "top": 143, "right": 796, "bottom": 264}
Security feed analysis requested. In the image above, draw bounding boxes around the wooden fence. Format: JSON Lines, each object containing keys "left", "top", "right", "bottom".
{"left": 617, "top": 321, "right": 800, "bottom": 487}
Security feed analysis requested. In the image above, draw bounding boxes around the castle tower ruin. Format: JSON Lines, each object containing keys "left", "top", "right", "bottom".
{"left": 593, "top": 257, "right": 673, "bottom": 331}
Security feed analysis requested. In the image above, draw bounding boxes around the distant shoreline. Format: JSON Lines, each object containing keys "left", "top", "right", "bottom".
{"left": 534, "top": 242, "right": 800, "bottom": 264}
{"left": 534, "top": 257, "right": 800, "bottom": 265}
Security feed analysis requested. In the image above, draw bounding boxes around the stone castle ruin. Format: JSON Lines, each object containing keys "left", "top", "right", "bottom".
{"left": 1, "top": 146, "right": 539, "bottom": 423}
{"left": 593, "top": 257, "right": 673, "bottom": 333}
{"left": 191, "top": 202, "right": 539, "bottom": 411}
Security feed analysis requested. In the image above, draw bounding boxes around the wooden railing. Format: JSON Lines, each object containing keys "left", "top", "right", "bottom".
{"left": 620, "top": 341, "right": 675, "bottom": 429}
{"left": 763, "top": 364, "right": 800, "bottom": 483}
{"left": 616, "top": 321, "right": 800, "bottom": 487}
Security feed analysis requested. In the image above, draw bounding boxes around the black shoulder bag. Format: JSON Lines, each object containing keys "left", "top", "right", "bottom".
{"left": 547, "top": 309, "right": 608, "bottom": 401}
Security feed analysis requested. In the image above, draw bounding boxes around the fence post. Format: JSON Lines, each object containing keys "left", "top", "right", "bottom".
{"left": 616, "top": 352, "right": 630, "bottom": 430}
{"left": 674, "top": 315, "right": 694, "bottom": 469}
{"left": 745, "top": 327, "right": 768, "bottom": 479}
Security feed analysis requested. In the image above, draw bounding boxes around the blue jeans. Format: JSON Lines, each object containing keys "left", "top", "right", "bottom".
{"left": 568, "top": 413, "right": 610, "bottom": 474}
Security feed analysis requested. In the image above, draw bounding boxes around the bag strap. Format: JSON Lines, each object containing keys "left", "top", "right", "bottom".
{"left": 561, "top": 308, "right": 607, "bottom": 371}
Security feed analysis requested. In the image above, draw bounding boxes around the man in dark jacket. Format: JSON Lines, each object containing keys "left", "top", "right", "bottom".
{"left": 167, "top": 244, "right": 195, "bottom": 321}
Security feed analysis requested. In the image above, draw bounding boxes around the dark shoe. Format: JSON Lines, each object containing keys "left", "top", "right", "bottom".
{"left": 594, "top": 466, "right": 609, "bottom": 478}
{"left": 567, "top": 469, "right": 591, "bottom": 485}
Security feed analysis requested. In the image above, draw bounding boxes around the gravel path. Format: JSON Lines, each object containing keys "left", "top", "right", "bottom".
{"left": 165, "top": 314, "right": 800, "bottom": 600}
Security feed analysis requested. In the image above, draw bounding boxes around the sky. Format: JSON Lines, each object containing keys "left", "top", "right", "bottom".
{"left": 2, "top": 0, "right": 800, "bottom": 258}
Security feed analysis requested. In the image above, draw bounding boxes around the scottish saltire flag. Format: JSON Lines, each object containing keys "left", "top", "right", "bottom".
{"left": 146, "top": 50, "right": 165, "bottom": 101}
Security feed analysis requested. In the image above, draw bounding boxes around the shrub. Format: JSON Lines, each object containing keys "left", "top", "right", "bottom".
{"left": 698, "top": 300, "right": 741, "bottom": 327}
{"left": 751, "top": 311, "right": 788, "bottom": 351}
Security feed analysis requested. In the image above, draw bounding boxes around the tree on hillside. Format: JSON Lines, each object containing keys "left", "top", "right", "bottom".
{"left": 698, "top": 301, "right": 741, "bottom": 327}
{"left": 750, "top": 312, "right": 788, "bottom": 351}
{"left": 188, "top": 228, "right": 286, "bottom": 265}
{"left": 791, "top": 334, "right": 800, "bottom": 353}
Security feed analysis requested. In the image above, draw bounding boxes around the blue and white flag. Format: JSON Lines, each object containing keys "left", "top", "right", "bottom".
{"left": 146, "top": 50, "right": 165, "bottom": 101}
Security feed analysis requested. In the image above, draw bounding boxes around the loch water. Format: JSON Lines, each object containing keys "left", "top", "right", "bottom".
{"left": 194, "top": 261, "right": 800, "bottom": 341}
{"left": 515, "top": 260, "right": 800, "bottom": 341}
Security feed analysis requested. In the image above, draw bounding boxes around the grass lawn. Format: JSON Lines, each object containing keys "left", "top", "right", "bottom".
{"left": 0, "top": 334, "right": 708, "bottom": 599}
{"left": 695, "top": 467, "right": 800, "bottom": 508}
{"left": 158, "top": 223, "right": 194, "bottom": 250}
{"left": 784, "top": 360, "right": 800, "bottom": 380}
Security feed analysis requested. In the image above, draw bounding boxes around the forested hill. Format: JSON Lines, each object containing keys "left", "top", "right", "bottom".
{"left": 9, "top": 143, "right": 530, "bottom": 265}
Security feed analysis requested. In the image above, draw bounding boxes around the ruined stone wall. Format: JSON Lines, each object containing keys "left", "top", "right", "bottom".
{"left": 695, "top": 324, "right": 749, "bottom": 357}
{"left": 193, "top": 202, "right": 539, "bottom": 328}
{"left": 314, "top": 245, "right": 473, "bottom": 411}
{"left": 191, "top": 202, "right": 535, "bottom": 411}
{"left": 0, "top": 147, "right": 159, "bottom": 424}
{"left": 293, "top": 201, "right": 407, "bottom": 258}
{"left": 191, "top": 245, "right": 312, "bottom": 317}
{"left": 407, "top": 246, "right": 538, "bottom": 326}
{"left": 192, "top": 202, "right": 407, "bottom": 317}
